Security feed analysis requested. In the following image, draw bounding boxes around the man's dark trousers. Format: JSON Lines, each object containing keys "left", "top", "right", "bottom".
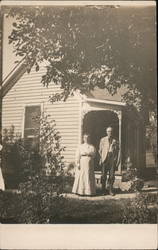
{"left": 101, "top": 153, "right": 115, "bottom": 194}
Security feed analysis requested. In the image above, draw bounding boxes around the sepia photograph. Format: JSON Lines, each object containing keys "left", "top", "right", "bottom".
{"left": 0, "top": 1, "right": 157, "bottom": 246}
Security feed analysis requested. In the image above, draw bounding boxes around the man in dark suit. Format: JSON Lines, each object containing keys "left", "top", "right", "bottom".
{"left": 99, "top": 127, "right": 119, "bottom": 195}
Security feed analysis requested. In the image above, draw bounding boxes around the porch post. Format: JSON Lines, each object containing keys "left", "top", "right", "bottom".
{"left": 79, "top": 101, "right": 83, "bottom": 145}
{"left": 117, "top": 110, "right": 122, "bottom": 174}
{"left": 136, "top": 122, "right": 140, "bottom": 169}
{"left": 80, "top": 101, "right": 90, "bottom": 145}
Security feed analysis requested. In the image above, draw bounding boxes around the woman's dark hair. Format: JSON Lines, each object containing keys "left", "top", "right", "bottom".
{"left": 82, "top": 133, "right": 91, "bottom": 143}
{"left": 83, "top": 133, "right": 90, "bottom": 137}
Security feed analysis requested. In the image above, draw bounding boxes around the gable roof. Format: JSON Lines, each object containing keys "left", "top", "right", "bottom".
{"left": 1, "top": 59, "right": 27, "bottom": 98}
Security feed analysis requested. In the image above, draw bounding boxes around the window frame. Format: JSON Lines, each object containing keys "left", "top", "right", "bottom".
{"left": 21, "top": 103, "right": 43, "bottom": 139}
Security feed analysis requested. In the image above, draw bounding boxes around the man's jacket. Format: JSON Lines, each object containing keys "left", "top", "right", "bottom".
{"left": 99, "top": 136, "right": 119, "bottom": 164}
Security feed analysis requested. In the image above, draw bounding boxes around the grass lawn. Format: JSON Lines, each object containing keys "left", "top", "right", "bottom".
{"left": 0, "top": 191, "right": 157, "bottom": 224}
{"left": 51, "top": 197, "right": 128, "bottom": 223}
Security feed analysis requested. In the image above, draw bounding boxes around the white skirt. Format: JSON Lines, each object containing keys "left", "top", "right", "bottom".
{"left": 0, "top": 168, "right": 5, "bottom": 191}
{"left": 72, "top": 156, "right": 96, "bottom": 195}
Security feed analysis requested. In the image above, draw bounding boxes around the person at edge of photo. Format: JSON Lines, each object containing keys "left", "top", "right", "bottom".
{"left": 0, "top": 144, "right": 5, "bottom": 191}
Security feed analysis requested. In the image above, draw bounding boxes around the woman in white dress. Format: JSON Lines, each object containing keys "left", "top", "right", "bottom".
{"left": 0, "top": 144, "right": 5, "bottom": 191}
{"left": 72, "top": 134, "right": 96, "bottom": 196}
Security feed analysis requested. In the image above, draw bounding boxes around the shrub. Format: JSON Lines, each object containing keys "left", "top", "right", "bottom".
{"left": 0, "top": 190, "right": 68, "bottom": 224}
{"left": 2, "top": 126, "right": 29, "bottom": 188}
{"left": 62, "top": 163, "right": 75, "bottom": 193}
{"left": 122, "top": 193, "right": 157, "bottom": 223}
{"left": 36, "top": 113, "right": 65, "bottom": 178}
{"left": 0, "top": 191, "right": 22, "bottom": 223}
{"left": 1, "top": 113, "right": 67, "bottom": 223}
{"left": 2, "top": 114, "right": 65, "bottom": 187}
{"left": 121, "top": 157, "right": 144, "bottom": 192}
{"left": 63, "top": 162, "right": 75, "bottom": 176}
{"left": 17, "top": 113, "right": 66, "bottom": 223}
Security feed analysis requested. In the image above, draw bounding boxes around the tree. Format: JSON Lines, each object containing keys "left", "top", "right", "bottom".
{"left": 5, "top": 5, "right": 156, "bottom": 120}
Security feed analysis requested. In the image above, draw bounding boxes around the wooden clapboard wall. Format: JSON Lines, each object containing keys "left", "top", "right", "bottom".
{"left": 2, "top": 66, "right": 81, "bottom": 164}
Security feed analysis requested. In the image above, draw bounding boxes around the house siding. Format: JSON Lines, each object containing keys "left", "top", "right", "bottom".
{"left": 2, "top": 66, "right": 81, "bottom": 164}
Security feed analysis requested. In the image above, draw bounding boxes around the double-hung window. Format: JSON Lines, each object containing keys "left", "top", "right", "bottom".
{"left": 24, "top": 105, "right": 41, "bottom": 148}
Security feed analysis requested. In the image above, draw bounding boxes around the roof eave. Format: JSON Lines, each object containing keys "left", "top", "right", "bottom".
{"left": 1, "top": 61, "right": 27, "bottom": 98}
{"left": 83, "top": 97, "right": 126, "bottom": 106}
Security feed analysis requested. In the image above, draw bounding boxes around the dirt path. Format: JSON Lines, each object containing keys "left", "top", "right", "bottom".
{"left": 63, "top": 187, "right": 157, "bottom": 201}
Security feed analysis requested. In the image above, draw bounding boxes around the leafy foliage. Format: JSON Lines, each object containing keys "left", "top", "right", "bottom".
{"left": 0, "top": 189, "right": 67, "bottom": 224}
{"left": 1, "top": 114, "right": 66, "bottom": 222}
{"left": 0, "top": 191, "right": 157, "bottom": 224}
{"left": 34, "top": 113, "right": 65, "bottom": 177}
{"left": 19, "top": 113, "right": 65, "bottom": 194}
{"left": 2, "top": 114, "right": 65, "bottom": 180}
{"left": 122, "top": 193, "right": 157, "bottom": 223}
{"left": 2, "top": 125, "right": 29, "bottom": 187}
{"left": 121, "top": 158, "right": 144, "bottom": 192}
{"left": 146, "top": 112, "right": 157, "bottom": 163}
{"left": 5, "top": 6, "right": 156, "bottom": 117}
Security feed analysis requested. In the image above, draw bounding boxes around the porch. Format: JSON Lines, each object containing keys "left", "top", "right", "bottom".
{"left": 80, "top": 97, "right": 146, "bottom": 178}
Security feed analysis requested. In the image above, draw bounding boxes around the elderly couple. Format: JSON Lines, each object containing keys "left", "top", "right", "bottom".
{"left": 72, "top": 127, "right": 119, "bottom": 196}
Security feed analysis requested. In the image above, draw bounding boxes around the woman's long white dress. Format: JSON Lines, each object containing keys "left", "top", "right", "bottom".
{"left": 72, "top": 143, "right": 96, "bottom": 195}
{"left": 0, "top": 168, "right": 5, "bottom": 191}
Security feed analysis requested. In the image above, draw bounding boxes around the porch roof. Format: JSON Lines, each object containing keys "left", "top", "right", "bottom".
{"left": 84, "top": 97, "right": 126, "bottom": 107}
{"left": 85, "top": 86, "right": 128, "bottom": 104}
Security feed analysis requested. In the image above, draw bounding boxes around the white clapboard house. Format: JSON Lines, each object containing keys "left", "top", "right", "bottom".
{"left": 2, "top": 61, "right": 146, "bottom": 187}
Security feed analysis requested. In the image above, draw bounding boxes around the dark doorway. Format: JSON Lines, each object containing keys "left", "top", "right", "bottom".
{"left": 82, "top": 110, "right": 119, "bottom": 170}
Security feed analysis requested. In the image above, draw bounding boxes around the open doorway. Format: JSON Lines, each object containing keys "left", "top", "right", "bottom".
{"left": 82, "top": 110, "right": 119, "bottom": 170}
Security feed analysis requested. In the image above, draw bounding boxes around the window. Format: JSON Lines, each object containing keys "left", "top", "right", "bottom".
{"left": 24, "top": 105, "right": 41, "bottom": 148}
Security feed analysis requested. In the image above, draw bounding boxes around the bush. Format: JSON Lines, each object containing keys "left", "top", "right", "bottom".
{"left": 2, "top": 114, "right": 65, "bottom": 187}
{"left": 122, "top": 193, "right": 157, "bottom": 223}
{"left": 37, "top": 113, "right": 65, "bottom": 178}
{"left": 62, "top": 163, "right": 75, "bottom": 193}
{"left": 63, "top": 162, "right": 75, "bottom": 177}
{"left": 1, "top": 113, "right": 67, "bottom": 223}
{"left": 62, "top": 175, "right": 74, "bottom": 193}
{"left": 2, "top": 126, "right": 30, "bottom": 188}
{"left": 0, "top": 191, "right": 22, "bottom": 223}
{"left": 121, "top": 157, "right": 144, "bottom": 192}
{"left": 17, "top": 113, "right": 66, "bottom": 223}
{"left": 0, "top": 190, "right": 68, "bottom": 224}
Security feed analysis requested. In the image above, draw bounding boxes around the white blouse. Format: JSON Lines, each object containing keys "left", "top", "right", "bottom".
{"left": 75, "top": 143, "right": 96, "bottom": 166}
